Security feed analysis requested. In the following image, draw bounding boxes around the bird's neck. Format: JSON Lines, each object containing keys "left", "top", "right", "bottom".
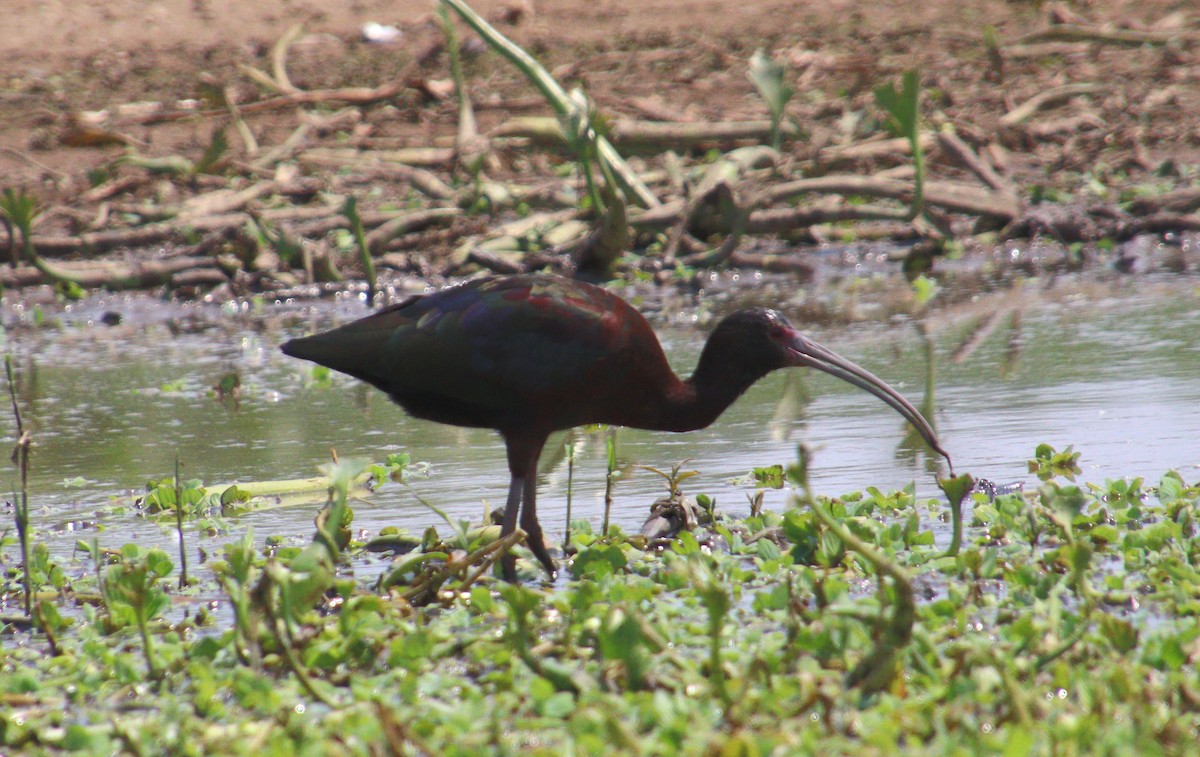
{"left": 655, "top": 357, "right": 767, "bottom": 433}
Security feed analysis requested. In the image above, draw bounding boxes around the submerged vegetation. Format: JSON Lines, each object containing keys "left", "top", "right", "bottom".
{"left": 2, "top": 433, "right": 1198, "bottom": 753}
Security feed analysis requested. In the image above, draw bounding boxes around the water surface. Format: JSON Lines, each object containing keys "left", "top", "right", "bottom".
{"left": 1, "top": 276, "right": 1198, "bottom": 564}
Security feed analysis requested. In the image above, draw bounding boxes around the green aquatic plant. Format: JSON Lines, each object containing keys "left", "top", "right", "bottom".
{"left": 640, "top": 458, "right": 702, "bottom": 499}
{"left": 440, "top": 0, "right": 654, "bottom": 208}
{"left": 113, "top": 128, "right": 227, "bottom": 179}
{"left": 211, "top": 530, "right": 261, "bottom": 665}
{"left": 3, "top": 440, "right": 1200, "bottom": 753}
{"left": 603, "top": 430, "right": 617, "bottom": 536}
{"left": 100, "top": 545, "right": 174, "bottom": 678}
{"left": 4, "top": 355, "right": 33, "bottom": 618}
{"left": 939, "top": 473, "right": 975, "bottom": 557}
{"left": 1028, "top": 442, "right": 1082, "bottom": 481}
{"left": 341, "top": 196, "right": 378, "bottom": 306}
{"left": 874, "top": 69, "right": 925, "bottom": 220}
{"left": 562, "top": 440, "right": 576, "bottom": 549}
{"left": 172, "top": 457, "right": 189, "bottom": 589}
{"left": 748, "top": 48, "right": 795, "bottom": 152}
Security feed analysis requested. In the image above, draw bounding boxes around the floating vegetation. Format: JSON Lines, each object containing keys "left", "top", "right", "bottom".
{"left": 2, "top": 445, "right": 1198, "bottom": 753}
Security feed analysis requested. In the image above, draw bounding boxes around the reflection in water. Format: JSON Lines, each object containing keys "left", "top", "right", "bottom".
{"left": 1, "top": 282, "right": 1198, "bottom": 564}
{"left": 768, "top": 370, "right": 811, "bottom": 441}
{"left": 1001, "top": 310, "right": 1023, "bottom": 379}
{"left": 896, "top": 321, "right": 943, "bottom": 477}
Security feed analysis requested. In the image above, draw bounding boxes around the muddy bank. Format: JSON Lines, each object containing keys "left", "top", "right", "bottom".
{"left": 0, "top": 1, "right": 1198, "bottom": 299}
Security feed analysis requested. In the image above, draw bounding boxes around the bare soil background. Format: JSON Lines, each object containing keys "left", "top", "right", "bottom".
{"left": 1, "top": 0, "right": 1198, "bottom": 292}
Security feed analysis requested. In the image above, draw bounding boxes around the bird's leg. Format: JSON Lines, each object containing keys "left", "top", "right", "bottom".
{"left": 518, "top": 472, "right": 557, "bottom": 579}
{"left": 499, "top": 476, "right": 523, "bottom": 582}
{"left": 500, "top": 432, "right": 553, "bottom": 581}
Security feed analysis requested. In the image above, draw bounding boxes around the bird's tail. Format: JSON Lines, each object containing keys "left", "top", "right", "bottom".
{"left": 281, "top": 328, "right": 381, "bottom": 383}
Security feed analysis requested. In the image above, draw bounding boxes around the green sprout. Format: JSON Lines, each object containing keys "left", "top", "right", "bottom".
{"left": 874, "top": 69, "right": 925, "bottom": 220}
{"left": 748, "top": 48, "right": 795, "bottom": 151}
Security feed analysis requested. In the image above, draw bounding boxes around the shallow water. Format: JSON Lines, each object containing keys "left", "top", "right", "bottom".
{"left": 1, "top": 275, "right": 1198, "bottom": 566}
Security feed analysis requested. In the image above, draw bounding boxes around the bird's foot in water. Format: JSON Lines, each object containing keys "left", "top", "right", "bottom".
{"left": 499, "top": 545, "right": 558, "bottom": 583}
{"left": 971, "top": 478, "right": 1025, "bottom": 501}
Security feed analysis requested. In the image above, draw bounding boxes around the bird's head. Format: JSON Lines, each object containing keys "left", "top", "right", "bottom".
{"left": 704, "top": 308, "right": 828, "bottom": 375}
{"left": 704, "top": 308, "right": 950, "bottom": 462}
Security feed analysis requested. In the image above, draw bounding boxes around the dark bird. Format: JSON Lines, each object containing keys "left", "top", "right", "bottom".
{"left": 282, "top": 274, "right": 950, "bottom": 580}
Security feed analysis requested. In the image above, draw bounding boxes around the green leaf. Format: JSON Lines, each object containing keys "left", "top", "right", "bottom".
{"left": 873, "top": 69, "right": 920, "bottom": 140}
{"left": 1088, "top": 524, "right": 1120, "bottom": 545}
{"left": 1028, "top": 444, "right": 1082, "bottom": 481}
{"left": 146, "top": 549, "right": 174, "bottom": 579}
{"left": 194, "top": 129, "right": 228, "bottom": 175}
{"left": 752, "top": 464, "right": 784, "bottom": 489}
{"left": 220, "top": 484, "right": 251, "bottom": 508}
{"left": 816, "top": 529, "right": 844, "bottom": 567}
{"left": 911, "top": 273, "right": 938, "bottom": 306}
{"left": 570, "top": 543, "right": 627, "bottom": 579}
{"left": 541, "top": 691, "right": 576, "bottom": 718}
{"left": 1099, "top": 614, "right": 1139, "bottom": 654}
{"left": 0, "top": 187, "right": 41, "bottom": 236}
{"left": 1156, "top": 471, "right": 1186, "bottom": 504}
{"left": 1001, "top": 727, "right": 1035, "bottom": 757}
{"left": 748, "top": 48, "right": 794, "bottom": 150}
{"left": 756, "top": 538, "right": 781, "bottom": 562}
{"left": 938, "top": 474, "right": 975, "bottom": 507}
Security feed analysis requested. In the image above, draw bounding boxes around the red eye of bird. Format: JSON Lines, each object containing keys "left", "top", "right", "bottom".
{"left": 769, "top": 324, "right": 786, "bottom": 340}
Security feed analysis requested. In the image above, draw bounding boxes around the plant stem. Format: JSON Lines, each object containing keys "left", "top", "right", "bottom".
{"left": 563, "top": 441, "right": 574, "bottom": 549}
{"left": 946, "top": 494, "right": 963, "bottom": 557}
{"left": 439, "top": 0, "right": 657, "bottom": 209}
{"left": 33, "top": 600, "right": 60, "bottom": 656}
{"left": 938, "top": 474, "right": 974, "bottom": 558}
{"left": 808, "top": 498, "right": 914, "bottom": 693}
{"left": 342, "top": 196, "right": 378, "bottom": 307}
{"left": 603, "top": 431, "right": 616, "bottom": 536}
{"left": 174, "top": 456, "right": 189, "bottom": 590}
{"left": 137, "top": 614, "right": 159, "bottom": 680}
{"left": 707, "top": 600, "right": 730, "bottom": 710}
{"left": 438, "top": 5, "right": 478, "bottom": 152}
{"left": 5, "top": 355, "right": 33, "bottom": 618}
{"left": 262, "top": 565, "right": 341, "bottom": 707}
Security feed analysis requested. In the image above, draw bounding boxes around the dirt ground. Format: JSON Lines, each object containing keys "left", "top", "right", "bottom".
{"left": 1, "top": 0, "right": 1197, "bottom": 282}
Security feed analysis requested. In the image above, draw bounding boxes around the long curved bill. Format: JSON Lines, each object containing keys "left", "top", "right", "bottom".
{"left": 789, "top": 333, "right": 952, "bottom": 463}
